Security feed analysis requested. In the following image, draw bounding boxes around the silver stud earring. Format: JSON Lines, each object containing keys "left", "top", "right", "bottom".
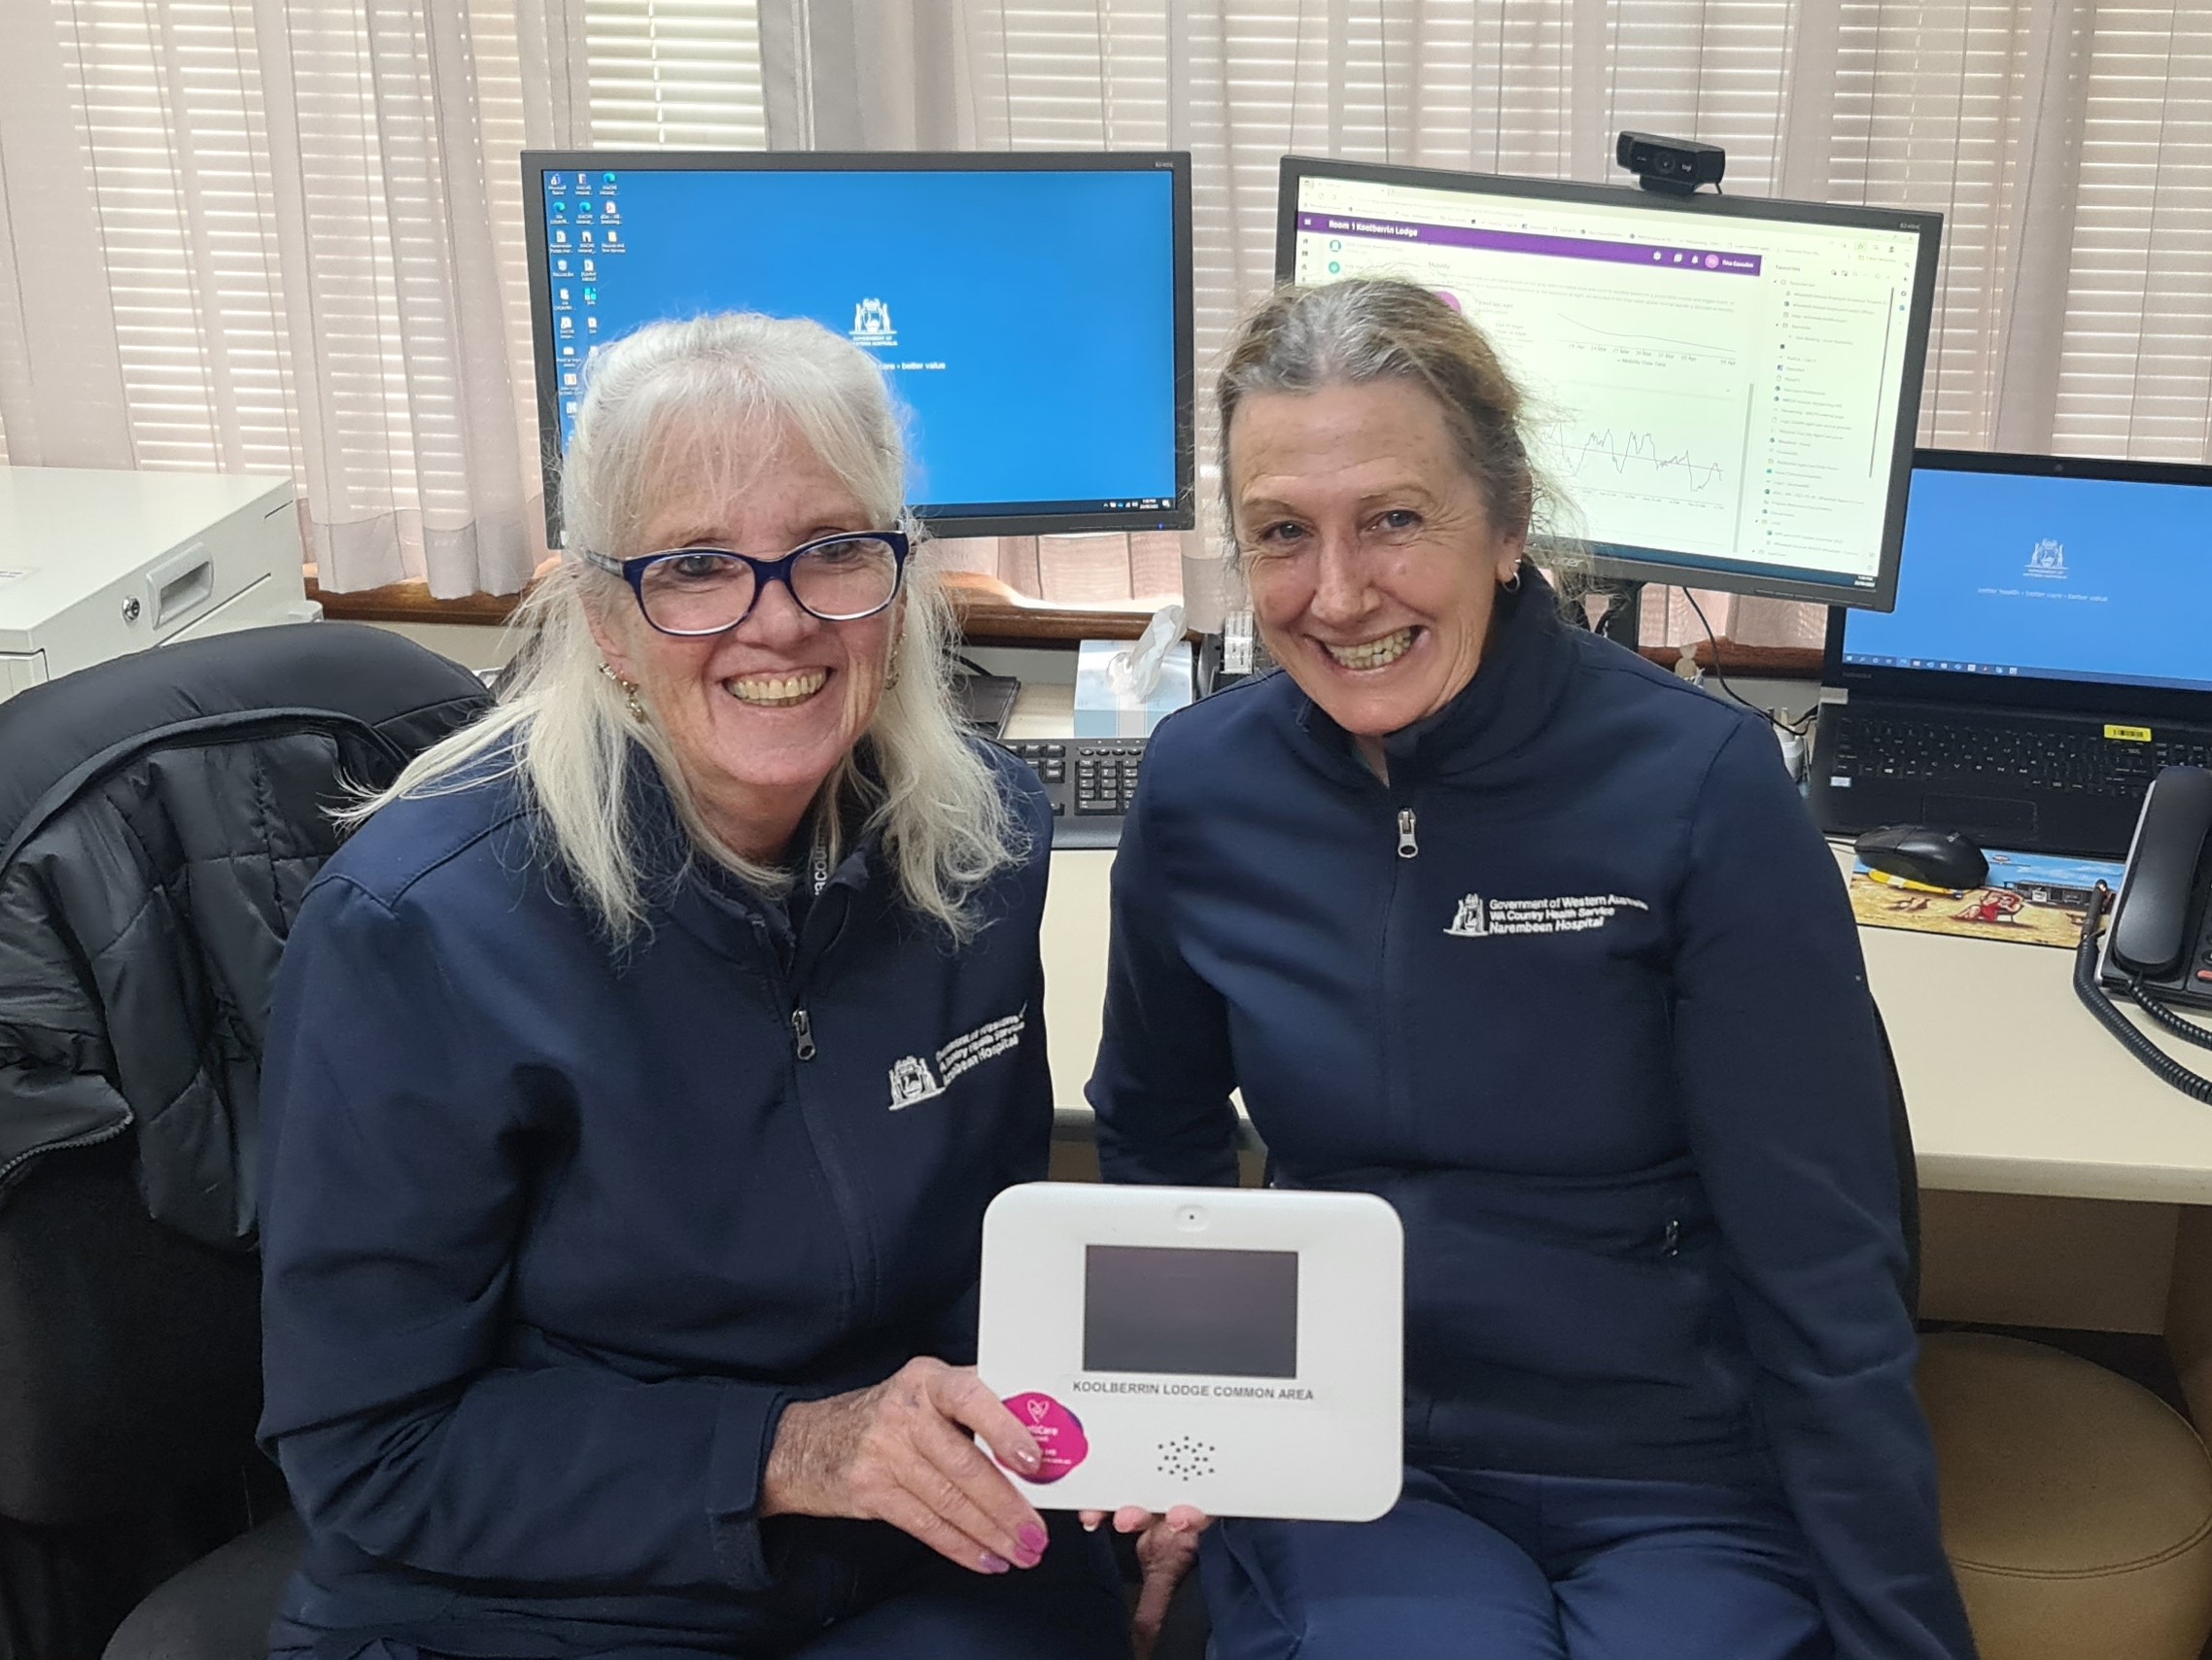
{"left": 599, "top": 661, "right": 645, "bottom": 720}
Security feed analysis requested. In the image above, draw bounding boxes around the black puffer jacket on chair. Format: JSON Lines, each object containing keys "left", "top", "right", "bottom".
{"left": 0, "top": 620, "right": 488, "bottom": 1660}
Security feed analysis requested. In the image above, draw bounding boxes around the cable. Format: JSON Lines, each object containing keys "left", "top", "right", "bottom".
{"left": 1677, "top": 589, "right": 1814, "bottom": 736}
{"left": 2127, "top": 978, "right": 2212, "bottom": 1052}
{"left": 2073, "top": 885, "right": 2212, "bottom": 1104}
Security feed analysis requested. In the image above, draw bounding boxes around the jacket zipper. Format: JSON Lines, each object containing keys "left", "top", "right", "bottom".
{"left": 0, "top": 1114, "right": 133, "bottom": 1192}
{"left": 786, "top": 827, "right": 841, "bottom": 1061}
{"left": 1378, "top": 785, "right": 1421, "bottom": 1143}
{"left": 749, "top": 903, "right": 871, "bottom": 1325}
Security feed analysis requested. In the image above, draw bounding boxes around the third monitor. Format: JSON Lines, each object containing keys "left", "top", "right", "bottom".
{"left": 1276, "top": 156, "right": 1943, "bottom": 611}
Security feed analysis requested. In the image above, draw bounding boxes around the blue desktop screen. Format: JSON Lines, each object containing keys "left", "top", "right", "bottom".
{"left": 1841, "top": 467, "right": 2212, "bottom": 695}
{"left": 537, "top": 165, "right": 1181, "bottom": 518}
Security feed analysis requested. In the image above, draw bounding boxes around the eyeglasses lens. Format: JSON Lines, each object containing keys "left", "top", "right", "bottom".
{"left": 638, "top": 537, "right": 901, "bottom": 633}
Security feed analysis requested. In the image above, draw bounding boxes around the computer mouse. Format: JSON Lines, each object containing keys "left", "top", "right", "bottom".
{"left": 1854, "top": 824, "right": 1989, "bottom": 891}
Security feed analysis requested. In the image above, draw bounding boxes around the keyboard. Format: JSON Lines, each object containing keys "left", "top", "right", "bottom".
{"left": 1829, "top": 713, "right": 2211, "bottom": 796}
{"left": 999, "top": 737, "right": 1147, "bottom": 849}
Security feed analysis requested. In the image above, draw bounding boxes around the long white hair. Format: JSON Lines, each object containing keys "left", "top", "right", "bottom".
{"left": 349, "top": 313, "right": 1023, "bottom": 943}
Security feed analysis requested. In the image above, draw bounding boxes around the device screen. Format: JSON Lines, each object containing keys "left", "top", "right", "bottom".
{"left": 1083, "top": 1245, "right": 1298, "bottom": 1378}
{"left": 1841, "top": 467, "right": 2212, "bottom": 696}
{"left": 535, "top": 163, "right": 1181, "bottom": 525}
{"left": 1284, "top": 168, "right": 1928, "bottom": 597}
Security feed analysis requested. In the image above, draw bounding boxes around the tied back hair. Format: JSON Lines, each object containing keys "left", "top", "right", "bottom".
{"left": 344, "top": 313, "right": 1022, "bottom": 944}
{"left": 1214, "top": 279, "right": 1586, "bottom": 585}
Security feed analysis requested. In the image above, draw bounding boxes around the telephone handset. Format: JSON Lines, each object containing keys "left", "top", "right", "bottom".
{"left": 2075, "top": 765, "right": 2212, "bottom": 1101}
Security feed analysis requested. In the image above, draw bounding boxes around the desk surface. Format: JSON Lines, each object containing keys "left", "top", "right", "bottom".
{"left": 1012, "top": 687, "right": 2212, "bottom": 1206}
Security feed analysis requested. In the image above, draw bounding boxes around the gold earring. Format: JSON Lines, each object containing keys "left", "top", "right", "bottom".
{"left": 884, "top": 643, "right": 902, "bottom": 690}
{"left": 599, "top": 660, "right": 645, "bottom": 720}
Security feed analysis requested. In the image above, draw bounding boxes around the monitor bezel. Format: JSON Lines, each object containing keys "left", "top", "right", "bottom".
{"left": 1273, "top": 154, "right": 1945, "bottom": 612}
{"left": 523, "top": 148, "right": 1196, "bottom": 546}
{"left": 1821, "top": 446, "right": 2212, "bottom": 717}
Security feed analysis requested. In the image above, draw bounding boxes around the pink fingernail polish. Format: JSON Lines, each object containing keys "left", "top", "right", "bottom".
{"left": 981, "top": 1553, "right": 1012, "bottom": 1574}
{"left": 1019, "top": 1524, "right": 1049, "bottom": 1555}
{"left": 998, "top": 1393, "right": 1089, "bottom": 1483}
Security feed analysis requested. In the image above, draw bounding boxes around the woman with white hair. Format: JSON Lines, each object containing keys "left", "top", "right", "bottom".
{"left": 255, "top": 315, "right": 1129, "bottom": 1660}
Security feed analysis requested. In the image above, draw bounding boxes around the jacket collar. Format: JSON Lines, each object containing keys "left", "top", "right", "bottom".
{"left": 625, "top": 744, "right": 878, "bottom": 951}
{"left": 1293, "top": 563, "right": 1578, "bottom": 785}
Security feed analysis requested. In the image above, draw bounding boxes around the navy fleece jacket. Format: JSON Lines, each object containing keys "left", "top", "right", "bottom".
{"left": 257, "top": 744, "right": 1054, "bottom": 1656}
{"left": 1089, "top": 574, "right": 1974, "bottom": 1660}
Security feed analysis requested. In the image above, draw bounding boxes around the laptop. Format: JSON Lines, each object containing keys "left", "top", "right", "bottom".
{"left": 1810, "top": 449, "right": 2212, "bottom": 858}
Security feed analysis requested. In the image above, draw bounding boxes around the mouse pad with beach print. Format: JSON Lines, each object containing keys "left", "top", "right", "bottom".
{"left": 1849, "top": 848, "right": 2126, "bottom": 951}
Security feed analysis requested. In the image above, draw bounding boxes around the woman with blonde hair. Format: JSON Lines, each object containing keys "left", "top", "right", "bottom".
{"left": 256, "top": 314, "right": 1128, "bottom": 1660}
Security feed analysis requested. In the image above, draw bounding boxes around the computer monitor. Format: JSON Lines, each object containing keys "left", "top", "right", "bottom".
{"left": 523, "top": 151, "right": 1194, "bottom": 544}
{"left": 1832, "top": 448, "right": 2212, "bottom": 706}
{"left": 1275, "top": 156, "right": 1944, "bottom": 610}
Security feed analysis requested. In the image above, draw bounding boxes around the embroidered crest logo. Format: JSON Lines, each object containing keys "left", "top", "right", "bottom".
{"left": 1443, "top": 892, "right": 1651, "bottom": 938}
{"left": 886, "top": 1055, "right": 944, "bottom": 1109}
{"left": 886, "top": 1007, "right": 1027, "bottom": 1110}
{"left": 1445, "top": 893, "right": 1489, "bottom": 938}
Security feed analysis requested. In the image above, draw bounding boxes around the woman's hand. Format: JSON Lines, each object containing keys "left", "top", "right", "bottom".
{"left": 1082, "top": 1504, "right": 1212, "bottom": 1656}
{"left": 763, "top": 1358, "right": 1053, "bottom": 1575}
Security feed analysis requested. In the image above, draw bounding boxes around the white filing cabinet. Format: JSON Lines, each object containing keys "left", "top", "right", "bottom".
{"left": 0, "top": 466, "right": 317, "bottom": 704}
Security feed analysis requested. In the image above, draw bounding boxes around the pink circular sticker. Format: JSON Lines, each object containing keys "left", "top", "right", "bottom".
{"left": 1003, "top": 1391, "right": 1089, "bottom": 1483}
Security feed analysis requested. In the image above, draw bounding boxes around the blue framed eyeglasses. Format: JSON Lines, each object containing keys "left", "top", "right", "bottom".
{"left": 582, "top": 531, "right": 911, "bottom": 637}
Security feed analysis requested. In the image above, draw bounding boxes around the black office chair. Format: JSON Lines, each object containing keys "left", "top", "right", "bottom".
{"left": 0, "top": 623, "right": 490, "bottom": 1660}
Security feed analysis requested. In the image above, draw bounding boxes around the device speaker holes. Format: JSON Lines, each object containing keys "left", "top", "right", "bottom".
{"left": 1158, "top": 1435, "right": 1216, "bottom": 1480}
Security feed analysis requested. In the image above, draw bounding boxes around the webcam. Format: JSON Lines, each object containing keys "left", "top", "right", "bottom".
{"left": 1615, "top": 130, "right": 1726, "bottom": 195}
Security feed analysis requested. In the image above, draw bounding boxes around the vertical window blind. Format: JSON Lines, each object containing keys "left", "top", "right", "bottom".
{"left": 8, "top": 1, "right": 2212, "bottom": 615}
{"left": 950, "top": 0, "right": 2212, "bottom": 639}
{"left": 8, "top": 0, "right": 765, "bottom": 593}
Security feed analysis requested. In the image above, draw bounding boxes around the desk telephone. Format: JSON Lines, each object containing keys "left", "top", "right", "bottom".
{"left": 2075, "top": 766, "right": 2212, "bottom": 1100}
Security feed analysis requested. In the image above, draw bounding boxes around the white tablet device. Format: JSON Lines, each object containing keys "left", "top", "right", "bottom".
{"left": 976, "top": 1182, "right": 1403, "bottom": 1522}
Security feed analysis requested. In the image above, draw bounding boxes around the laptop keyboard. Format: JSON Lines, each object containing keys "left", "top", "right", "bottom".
{"left": 1829, "top": 713, "right": 2210, "bottom": 795}
{"left": 998, "top": 738, "right": 1146, "bottom": 847}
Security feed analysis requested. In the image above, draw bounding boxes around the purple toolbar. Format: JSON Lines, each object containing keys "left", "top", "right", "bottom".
{"left": 1297, "top": 211, "right": 1761, "bottom": 276}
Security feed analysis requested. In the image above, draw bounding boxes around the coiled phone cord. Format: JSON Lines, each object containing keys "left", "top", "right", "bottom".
{"left": 2073, "top": 882, "right": 2212, "bottom": 1103}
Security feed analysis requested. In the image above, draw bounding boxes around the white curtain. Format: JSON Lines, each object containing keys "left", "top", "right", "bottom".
{"left": 7, "top": 2, "right": 2210, "bottom": 620}
{"left": 755, "top": 0, "right": 2212, "bottom": 646}
{"left": 0, "top": 0, "right": 591, "bottom": 596}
